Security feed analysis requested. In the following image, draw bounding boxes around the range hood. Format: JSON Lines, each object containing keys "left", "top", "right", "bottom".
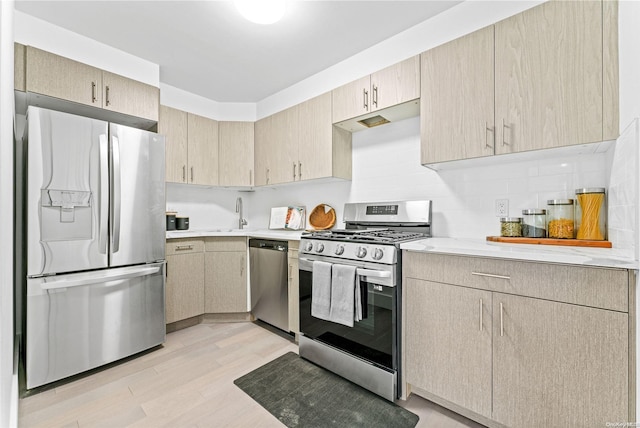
{"left": 333, "top": 99, "right": 419, "bottom": 133}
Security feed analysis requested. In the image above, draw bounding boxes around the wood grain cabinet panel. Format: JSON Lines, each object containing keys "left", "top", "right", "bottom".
{"left": 159, "top": 105, "right": 188, "bottom": 184}
{"left": 405, "top": 278, "right": 492, "bottom": 418}
{"left": 332, "top": 56, "right": 419, "bottom": 124}
{"left": 102, "top": 71, "right": 159, "bottom": 121}
{"left": 26, "top": 46, "right": 103, "bottom": 108}
{"left": 218, "top": 121, "right": 254, "bottom": 186}
{"left": 187, "top": 113, "right": 219, "bottom": 186}
{"left": 14, "top": 43, "right": 25, "bottom": 92}
{"left": 254, "top": 115, "right": 273, "bottom": 186}
{"left": 402, "top": 250, "right": 632, "bottom": 427}
{"left": 205, "top": 251, "right": 247, "bottom": 313}
{"left": 268, "top": 106, "right": 299, "bottom": 185}
{"left": 492, "top": 293, "right": 628, "bottom": 427}
{"left": 421, "top": 26, "right": 495, "bottom": 164}
{"left": 495, "top": 0, "right": 604, "bottom": 153}
{"left": 287, "top": 246, "right": 299, "bottom": 334}
{"left": 165, "top": 240, "right": 205, "bottom": 324}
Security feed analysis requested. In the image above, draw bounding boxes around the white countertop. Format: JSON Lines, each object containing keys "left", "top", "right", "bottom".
{"left": 401, "top": 237, "right": 639, "bottom": 270}
{"left": 166, "top": 228, "right": 305, "bottom": 241}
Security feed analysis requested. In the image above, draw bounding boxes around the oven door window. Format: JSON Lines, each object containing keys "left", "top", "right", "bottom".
{"left": 299, "top": 270, "right": 396, "bottom": 370}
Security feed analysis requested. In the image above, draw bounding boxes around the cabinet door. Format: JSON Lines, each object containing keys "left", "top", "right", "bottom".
{"left": 371, "top": 56, "right": 420, "bottom": 112}
{"left": 332, "top": 75, "right": 371, "bottom": 123}
{"left": 159, "top": 105, "right": 188, "bottom": 183}
{"left": 14, "top": 43, "right": 25, "bottom": 92}
{"left": 102, "top": 71, "right": 159, "bottom": 121}
{"left": 205, "top": 252, "right": 247, "bottom": 313}
{"left": 287, "top": 252, "right": 299, "bottom": 334}
{"left": 492, "top": 293, "right": 628, "bottom": 427}
{"left": 405, "top": 278, "right": 492, "bottom": 418}
{"left": 268, "top": 106, "right": 299, "bottom": 185}
{"left": 187, "top": 113, "right": 219, "bottom": 186}
{"left": 254, "top": 115, "right": 272, "bottom": 186}
{"left": 495, "top": 0, "right": 603, "bottom": 154}
{"left": 298, "top": 92, "right": 333, "bottom": 181}
{"left": 26, "top": 46, "right": 102, "bottom": 108}
{"left": 218, "top": 121, "right": 254, "bottom": 186}
{"left": 166, "top": 253, "right": 204, "bottom": 323}
{"left": 421, "top": 27, "right": 494, "bottom": 164}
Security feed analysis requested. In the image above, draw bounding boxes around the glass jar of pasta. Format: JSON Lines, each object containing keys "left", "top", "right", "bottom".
{"left": 546, "top": 199, "right": 574, "bottom": 239}
{"left": 575, "top": 188, "right": 606, "bottom": 240}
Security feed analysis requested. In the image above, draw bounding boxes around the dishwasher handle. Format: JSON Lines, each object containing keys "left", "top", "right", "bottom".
{"left": 249, "top": 239, "right": 288, "bottom": 252}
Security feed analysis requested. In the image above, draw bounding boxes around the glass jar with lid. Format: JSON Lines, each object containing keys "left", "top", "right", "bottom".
{"left": 521, "top": 209, "right": 546, "bottom": 238}
{"left": 546, "top": 199, "right": 574, "bottom": 239}
{"left": 575, "top": 188, "right": 606, "bottom": 240}
{"left": 500, "top": 217, "right": 522, "bottom": 237}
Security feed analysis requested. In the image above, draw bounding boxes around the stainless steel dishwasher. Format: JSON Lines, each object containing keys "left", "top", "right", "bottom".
{"left": 249, "top": 239, "right": 289, "bottom": 332}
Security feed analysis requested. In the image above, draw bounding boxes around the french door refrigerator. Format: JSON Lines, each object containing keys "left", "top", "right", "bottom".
{"left": 21, "top": 106, "right": 166, "bottom": 389}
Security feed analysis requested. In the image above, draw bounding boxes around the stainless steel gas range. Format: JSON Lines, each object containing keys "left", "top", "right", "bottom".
{"left": 298, "top": 200, "right": 432, "bottom": 401}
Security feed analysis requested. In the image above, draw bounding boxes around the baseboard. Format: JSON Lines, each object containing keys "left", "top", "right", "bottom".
{"left": 202, "top": 312, "right": 253, "bottom": 323}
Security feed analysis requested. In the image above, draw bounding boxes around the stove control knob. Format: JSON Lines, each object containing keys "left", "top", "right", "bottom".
{"left": 316, "top": 243, "right": 325, "bottom": 253}
{"left": 334, "top": 245, "right": 345, "bottom": 255}
{"left": 356, "top": 246, "right": 367, "bottom": 258}
{"left": 304, "top": 242, "right": 314, "bottom": 252}
{"left": 372, "top": 248, "right": 384, "bottom": 260}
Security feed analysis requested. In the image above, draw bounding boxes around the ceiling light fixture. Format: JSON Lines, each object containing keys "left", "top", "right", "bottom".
{"left": 235, "top": 0, "right": 287, "bottom": 25}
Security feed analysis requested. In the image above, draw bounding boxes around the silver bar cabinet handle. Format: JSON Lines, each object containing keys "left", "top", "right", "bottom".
{"left": 298, "top": 162, "right": 302, "bottom": 180}
{"left": 249, "top": 169, "right": 253, "bottom": 186}
{"left": 182, "top": 165, "right": 186, "bottom": 182}
{"left": 240, "top": 256, "right": 245, "bottom": 276}
{"left": 91, "top": 81, "right": 97, "bottom": 103}
{"left": 293, "top": 162, "right": 297, "bottom": 180}
{"left": 500, "top": 302, "right": 504, "bottom": 337}
{"left": 363, "top": 88, "right": 369, "bottom": 110}
{"left": 479, "top": 298, "right": 483, "bottom": 332}
{"left": 266, "top": 168, "right": 270, "bottom": 184}
{"left": 502, "top": 118, "right": 509, "bottom": 146}
{"left": 175, "top": 245, "right": 193, "bottom": 251}
{"left": 485, "top": 122, "right": 494, "bottom": 149}
{"left": 471, "top": 272, "right": 511, "bottom": 280}
{"left": 190, "top": 166, "right": 194, "bottom": 182}
{"left": 105, "top": 85, "right": 110, "bottom": 106}
{"left": 373, "top": 85, "right": 378, "bottom": 107}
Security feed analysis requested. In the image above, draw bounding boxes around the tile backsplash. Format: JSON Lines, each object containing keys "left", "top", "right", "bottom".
{"left": 168, "top": 116, "right": 637, "bottom": 254}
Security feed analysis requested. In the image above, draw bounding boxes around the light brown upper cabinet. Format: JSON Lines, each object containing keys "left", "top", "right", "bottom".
{"left": 25, "top": 46, "right": 159, "bottom": 121}
{"left": 332, "top": 56, "right": 420, "bottom": 123}
{"left": 421, "top": 0, "right": 618, "bottom": 165}
{"left": 159, "top": 105, "right": 219, "bottom": 186}
{"left": 14, "top": 43, "right": 26, "bottom": 92}
{"left": 255, "top": 92, "right": 351, "bottom": 186}
{"left": 421, "top": 26, "right": 495, "bottom": 164}
{"left": 495, "top": 0, "right": 615, "bottom": 154}
{"left": 218, "top": 121, "right": 255, "bottom": 187}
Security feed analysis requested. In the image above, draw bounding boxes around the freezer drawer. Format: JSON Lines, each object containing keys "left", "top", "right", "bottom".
{"left": 26, "top": 263, "right": 166, "bottom": 389}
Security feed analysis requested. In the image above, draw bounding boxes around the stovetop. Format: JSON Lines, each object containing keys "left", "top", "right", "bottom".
{"left": 304, "top": 228, "right": 428, "bottom": 244}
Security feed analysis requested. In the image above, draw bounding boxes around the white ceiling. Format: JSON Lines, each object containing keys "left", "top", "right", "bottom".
{"left": 15, "top": 1, "right": 462, "bottom": 103}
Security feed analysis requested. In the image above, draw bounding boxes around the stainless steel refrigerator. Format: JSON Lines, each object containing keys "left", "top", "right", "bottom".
{"left": 21, "top": 106, "right": 166, "bottom": 389}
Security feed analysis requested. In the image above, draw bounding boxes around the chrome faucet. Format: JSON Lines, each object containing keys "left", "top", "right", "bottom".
{"left": 236, "top": 197, "right": 248, "bottom": 229}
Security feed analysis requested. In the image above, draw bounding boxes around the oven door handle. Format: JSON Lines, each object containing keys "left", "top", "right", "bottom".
{"left": 356, "top": 268, "right": 391, "bottom": 278}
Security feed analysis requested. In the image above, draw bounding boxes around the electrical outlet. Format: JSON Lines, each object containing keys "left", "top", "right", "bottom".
{"left": 495, "top": 199, "right": 509, "bottom": 217}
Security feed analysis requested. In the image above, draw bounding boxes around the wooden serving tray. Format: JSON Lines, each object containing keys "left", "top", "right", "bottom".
{"left": 486, "top": 236, "right": 612, "bottom": 248}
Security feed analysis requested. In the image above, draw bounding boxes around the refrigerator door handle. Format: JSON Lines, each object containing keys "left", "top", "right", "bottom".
{"left": 111, "top": 136, "right": 121, "bottom": 253}
{"left": 40, "top": 265, "right": 161, "bottom": 291}
{"left": 99, "top": 135, "right": 109, "bottom": 254}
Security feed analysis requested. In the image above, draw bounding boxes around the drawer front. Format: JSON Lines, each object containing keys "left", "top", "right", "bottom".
{"left": 166, "top": 239, "right": 204, "bottom": 255}
{"left": 205, "top": 237, "right": 247, "bottom": 252}
{"left": 403, "top": 251, "right": 629, "bottom": 312}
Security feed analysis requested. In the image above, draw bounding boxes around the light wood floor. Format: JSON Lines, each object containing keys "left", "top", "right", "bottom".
{"left": 19, "top": 322, "right": 485, "bottom": 428}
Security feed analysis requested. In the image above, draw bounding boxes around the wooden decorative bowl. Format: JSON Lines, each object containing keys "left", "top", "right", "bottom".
{"left": 309, "top": 204, "right": 336, "bottom": 230}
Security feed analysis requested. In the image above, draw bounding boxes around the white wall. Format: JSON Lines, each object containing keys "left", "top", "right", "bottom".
{"left": 619, "top": 0, "right": 640, "bottom": 129}
{"left": 14, "top": 10, "right": 158, "bottom": 87}
{"left": 0, "top": 1, "right": 16, "bottom": 426}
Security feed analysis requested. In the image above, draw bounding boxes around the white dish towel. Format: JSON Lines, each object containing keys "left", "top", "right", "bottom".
{"left": 329, "top": 264, "right": 357, "bottom": 327}
{"left": 311, "top": 260, "right": 332, "bottom": 321}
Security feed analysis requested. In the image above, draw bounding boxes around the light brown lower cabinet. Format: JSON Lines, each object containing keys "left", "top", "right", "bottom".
{"left": 165, "top": 240, "right": 205, "bottom": 324}
{"left": 204, "top": 237, "right": 248, "bottom": 313}
{"left": 403, "top": 251, "right": 633, "bottom": 428}
{"left": 288, "top": 242, "right": 300, "bottom": 335}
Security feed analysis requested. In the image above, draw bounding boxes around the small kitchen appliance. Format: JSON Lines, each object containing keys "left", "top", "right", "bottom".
{"left": 298, "top": 200, "right": 431, "bottom": 401}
